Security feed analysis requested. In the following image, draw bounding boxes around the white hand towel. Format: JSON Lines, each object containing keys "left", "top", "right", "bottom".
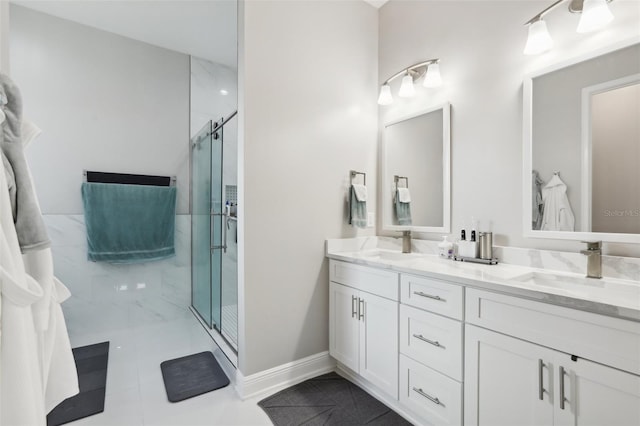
{"left": 397, "top": 187, "right": 411, "bottom": 203}
{"left": 352, "top": 184, "right": 367, "bottom": 202}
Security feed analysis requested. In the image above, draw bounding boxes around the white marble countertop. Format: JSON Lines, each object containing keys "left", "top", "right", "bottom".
{"left": 326, "top": 238, "right": 640, "bottom": 322}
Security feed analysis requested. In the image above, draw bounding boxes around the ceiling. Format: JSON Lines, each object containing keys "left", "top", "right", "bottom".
{"left": 10, "top": 0, "right": 238, "bottom": 68}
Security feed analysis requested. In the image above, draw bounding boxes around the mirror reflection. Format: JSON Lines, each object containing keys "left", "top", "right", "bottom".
{"left": 529, "top": 43, "right": 640, "bottom": 236}
{"left": 382, "top": 103, "right": 450, "bottom": 232}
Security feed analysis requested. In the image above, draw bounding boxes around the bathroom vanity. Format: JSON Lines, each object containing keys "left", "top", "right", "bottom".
{"left": 326, "top": 238, "right": 640, "bottom": 426}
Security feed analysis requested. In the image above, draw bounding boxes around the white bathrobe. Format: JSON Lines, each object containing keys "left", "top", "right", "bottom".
{"left": 541, "top": 174, "right": 575, "bottom": 232}
{"left": 0, "top": 150, "right": 47, "bottom": 425}
{"left": 21, "top": 120, "right": 79, "bottom": 413}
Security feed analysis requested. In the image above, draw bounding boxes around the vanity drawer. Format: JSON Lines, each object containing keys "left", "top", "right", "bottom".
{"left": 399, "top": 354, "right": 462, "bottom": 426}
{"left": 330, "top": 260, "right": 399, "bottom": 301}
{"left": 400, "top": 305, "right": 463, "bottom": 381}
{"left": 466, "top": 288, "right": 640, "bottom": 375}
{"left": 401, "top": 274, "right": 463, "bottom": 320}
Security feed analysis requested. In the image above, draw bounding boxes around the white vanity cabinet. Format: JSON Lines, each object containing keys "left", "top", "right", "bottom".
{"left": 398, "top": 273, "right": 464, "bottom": 426}
{"left": 465, "top": 289, "right": 640, "bottom": 426}
{"left": 327, "top": 253, "right": 640, "bottom": 426}
{"left": 329, "top": 261, "right": 399, "bottom": 399}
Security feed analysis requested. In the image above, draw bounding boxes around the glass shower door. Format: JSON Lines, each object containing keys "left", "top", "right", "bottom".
{"left": 210, "top": 121, "right": 223, "bottom": 332}
{"left": 191, "top": 114, "right": 238, "bottom": 352}
{"left": 191, "top": 122, "right": 213, "bottom": 326}
{"left": 191, "top": 120, "right": 223, "bottom": 330}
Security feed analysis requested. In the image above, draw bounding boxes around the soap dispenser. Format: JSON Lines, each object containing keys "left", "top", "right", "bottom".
{"left": 438, "top": 236, "right": 454, "bottom": 259}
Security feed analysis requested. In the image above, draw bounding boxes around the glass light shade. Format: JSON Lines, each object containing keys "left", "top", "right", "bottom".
{"left": 577, "top": 0, "right": 614, "bottom": 33}
{"left": 423, "top": 63, "right": 442, "bottom": 88}
{"left": 398, "top": 74, "right": 415, "bottom": 98}
{"left": 377, "top": 84, "right": 393, "bottom": 105}
{"left": 523, "top": 20, "right": 554, "bottom": 55}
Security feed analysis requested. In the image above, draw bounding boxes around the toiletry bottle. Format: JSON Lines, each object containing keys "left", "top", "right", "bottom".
{"left": 445, "top": 237, "right": 454, "bottom": 259}
{"left": 470, "top": 217, "right": 477, "bottom": 242}
{"left": 438, "top": 236, "right": 453, "bottom": 258}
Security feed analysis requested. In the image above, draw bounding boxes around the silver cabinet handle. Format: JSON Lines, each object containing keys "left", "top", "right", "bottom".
{"left": 559, "top": 366, "right": 566, "bottom": 410}
{"left": 351, "top": 295, "right": 357, "bottom": 318}
{"left": 358, "top": 298, "right": 365, "bottom": 321}
{"left": 412, "top": 387, "right": 443, "bottom": 406}
{"left": 413, "top": 291, "right": 445, "bottom": 302}
{"left": 538, "top": 359, "right": 546, "bottom": 400}
{"left": 413, "top": 334, "right": 444, "bottom": 349}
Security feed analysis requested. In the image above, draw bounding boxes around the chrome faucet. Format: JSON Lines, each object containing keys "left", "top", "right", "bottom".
{"left": 402, "top": 230, "right": 412, "bottom": 253}
{"left": 580, "top": 241, "right": 602, "bottom": 279}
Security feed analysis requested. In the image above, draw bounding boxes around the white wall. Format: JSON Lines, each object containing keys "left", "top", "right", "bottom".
{"left": 240, "top": 0, "right": 378, "bottom": 375}
{"left": 379, "top": 0, "right": 640, "bottom": 256}
{"left": 10, "top": 5, "right": 190, "bottom": 214}
{"left": 0, "top": 2, "right": 9, "bottom": 73}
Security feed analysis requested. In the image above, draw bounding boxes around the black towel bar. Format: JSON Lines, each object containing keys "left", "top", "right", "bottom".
{"left": 84, "top": 170, "right": 176, "bottom": 187}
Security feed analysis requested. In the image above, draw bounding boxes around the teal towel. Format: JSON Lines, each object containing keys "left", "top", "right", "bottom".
{"left": 81, "top": 182, "right": 176, "bottom": 263}
{"left": 349, "top": 186, "right": 367, "bottom": 228}
{"left": 395, "top": 190, "right": 412, "bottom": 226}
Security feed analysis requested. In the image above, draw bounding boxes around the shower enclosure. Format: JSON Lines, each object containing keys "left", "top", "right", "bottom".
{"left": 191, "top": 111, "right": 238, "bottom": 353}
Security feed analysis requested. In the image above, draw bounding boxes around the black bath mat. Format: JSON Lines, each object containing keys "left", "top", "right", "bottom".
{"left": 160, "top": 351, "right": 230, "bottom": 402}
{"left": 47, "top": 341, "right": 110, "bottom": 426}
{"left": 258, "top": 372, "right": 412, "bottom": 425}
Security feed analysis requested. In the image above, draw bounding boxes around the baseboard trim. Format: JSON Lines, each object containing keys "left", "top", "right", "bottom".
{"left": 235, "top": 351, "right": 336, "bottom": 400}
{"left": 335, "top": 363, "right": 422, "bottom": 426}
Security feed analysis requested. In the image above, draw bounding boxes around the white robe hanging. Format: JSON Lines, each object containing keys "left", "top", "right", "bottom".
{"left": 0, "top": 150, "right": 47, "bottom": 426}
{"left": 541, "top": 174, "right": 575, "bottom": 232}
{"left": 20, "top": 119, "right": 79, "bottom": 413}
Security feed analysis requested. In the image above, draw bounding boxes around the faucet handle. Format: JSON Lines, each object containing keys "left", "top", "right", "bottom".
{"left": 581, "top": 241, "right": 602, "bottom": 250}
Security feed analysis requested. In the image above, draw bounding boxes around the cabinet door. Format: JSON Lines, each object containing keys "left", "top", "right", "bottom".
{"left": 465, "top": 325, "right": 554, "bottom": 426}
{"left": 554, "top": 353, "right": 640, "bottom": 426}
{"left": 359, "top": 291, "right": 399, "bottom": 399}
{"left": 329, "top": 282, "right": 359, "bottom": 372}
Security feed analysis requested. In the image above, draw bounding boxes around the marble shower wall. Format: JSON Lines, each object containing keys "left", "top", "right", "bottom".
{"left": 46, "top": 215, "right": 192, "bottom": 339}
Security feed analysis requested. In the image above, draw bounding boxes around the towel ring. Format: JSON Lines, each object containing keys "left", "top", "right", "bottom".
{"left": 350, "top": 170, "right": 366, "bottom": 186}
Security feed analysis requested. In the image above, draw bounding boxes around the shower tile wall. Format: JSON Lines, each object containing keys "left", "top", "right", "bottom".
{"left": 44, "top": 214, "right": 192, "bottom": 339}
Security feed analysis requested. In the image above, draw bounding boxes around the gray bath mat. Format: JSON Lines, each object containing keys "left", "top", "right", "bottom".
{"left": 258, "top": 372, "right": 412, "bottom": 425}
{"left": 47, "top": 341, "right": 110, "bottom": 426}
{"left": 160, "top": 351, "right": 230, "bottom": 402}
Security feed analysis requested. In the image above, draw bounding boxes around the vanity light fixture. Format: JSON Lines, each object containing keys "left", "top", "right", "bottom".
{"left": 398, "top": 73, "right": 416, "bottom": 98}
{"left": 523, "top": 0, "right": 615, "bottom": 55}
{"left": 576, "top": 0, "right": 614, "bottom": 33}
{"left": 377, "top": 59, "right": 442, "bottom": 105}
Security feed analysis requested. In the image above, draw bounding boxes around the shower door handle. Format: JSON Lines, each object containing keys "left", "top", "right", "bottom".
{"left": 222, "top": 209, "right": 229, "bottom": 254}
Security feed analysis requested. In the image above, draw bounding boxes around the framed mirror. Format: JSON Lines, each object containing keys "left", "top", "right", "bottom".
{"left": 523, "top": 40, "right": 640, "bottom": 243}
{"left": 382, "top": 103, "right": 451, "bottom": 233}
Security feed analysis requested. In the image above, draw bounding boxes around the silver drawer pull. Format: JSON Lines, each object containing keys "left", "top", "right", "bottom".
{"left": 412, "top": 387, "right": 443, "bottom": 406}
{"left": 413, "top": 291, "right": 445, "bottom": 302}
{"left": 413, "top": 334, "right": 445, "bottom": 349}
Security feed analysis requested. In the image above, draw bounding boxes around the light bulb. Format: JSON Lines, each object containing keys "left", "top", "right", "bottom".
{"left": 377, "top": 84, "right": 393, "bottom": 105}
{"left": 577, "top": 0, "right": 614, "bottom": 33}
{"left": 398, "top": 73, "right": 415, "bottom": 98}
{"left": 523, "top": 19, "right": 554, "bottom": 55}
{"left": 423, "top": 63, "right": 442, "bottom": 88}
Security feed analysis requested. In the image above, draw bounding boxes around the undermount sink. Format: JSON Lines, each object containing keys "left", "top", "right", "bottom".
{"left": 512, "top": 271, "right": 640, "bottom": 299}
{"left": 360, "top": 249, "right": 426, "bottom": 262}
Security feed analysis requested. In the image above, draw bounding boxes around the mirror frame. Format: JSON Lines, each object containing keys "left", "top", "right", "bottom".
{"left": 382, "top": 102, "right": 451, "bottom": 234}
{"left": 522, "top": 37, "right": 640, "bottom": 244}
